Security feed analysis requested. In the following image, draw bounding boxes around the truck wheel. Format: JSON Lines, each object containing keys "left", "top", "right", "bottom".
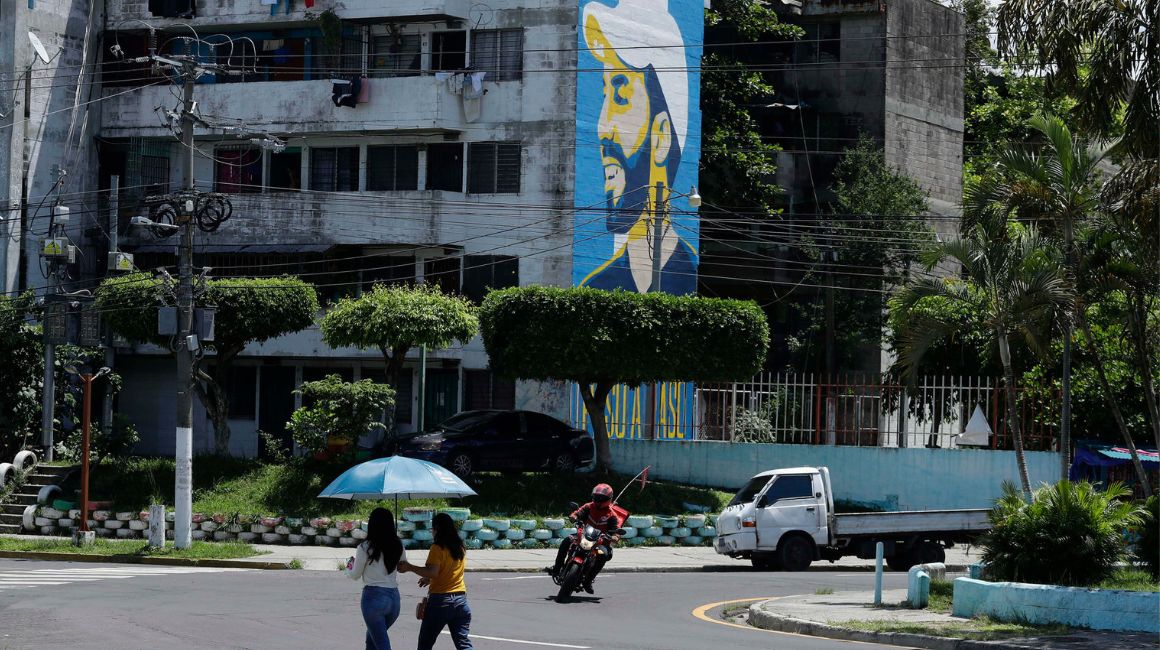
{"left": 778, "top": 535, "right": 813, "bottom": 572}
{"left": 886, "top": 552, "right": 917, "bottom": 572}
{"left": 918, "top": 542, "right": 945, "bottom": 565}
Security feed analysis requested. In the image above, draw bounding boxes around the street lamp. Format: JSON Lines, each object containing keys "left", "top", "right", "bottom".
{"left": 63, "top": 364, "right": 110, "bottom": 545}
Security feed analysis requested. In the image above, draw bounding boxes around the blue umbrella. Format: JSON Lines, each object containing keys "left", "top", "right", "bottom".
{"left": 318, "top": 455, "right": 477, "bottom": 501}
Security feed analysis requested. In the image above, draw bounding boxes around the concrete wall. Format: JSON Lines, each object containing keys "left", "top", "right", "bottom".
{"left": 953, "top": 578, "right": 1160, "bottom": 634}
{"left": 609, "top": 439, "right": 1060, "bottom": 510}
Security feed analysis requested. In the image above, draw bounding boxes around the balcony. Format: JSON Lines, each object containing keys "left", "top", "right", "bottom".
{"left": 101, "top": 75, "right": 460, "bottom": 136}
{"left": 107, "top": 0, "right": 471, "bottom": 27}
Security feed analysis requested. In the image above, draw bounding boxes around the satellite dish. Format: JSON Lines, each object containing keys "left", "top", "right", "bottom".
{"left": 28, "top": 32, "right": 51, "bottom": 64}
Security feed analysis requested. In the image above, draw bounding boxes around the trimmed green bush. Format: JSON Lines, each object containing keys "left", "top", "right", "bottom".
{"left": 981, "top": 480, "right": 1146, "bottom": 586}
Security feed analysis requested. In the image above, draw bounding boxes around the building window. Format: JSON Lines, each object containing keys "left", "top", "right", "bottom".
{"left": 426, "top": 143, "right": 464, "bottom": 192}
{"left": 370, "top": 34, "right": 421, "bottom": 77}
{"left": 462, "top": 255, "right": 518, "bottom": 303}
{"left": 464, "top": 370, "right": 515, "bottom": 411}
{"left": 140, "top": 155, "right": 170, "bottom": 195}
{"left": 268, "top": 148, "right": 302, "bottom": 191}
{"left": 362, "top": 255, "right": 416, "bottom": 290}
{"left": 470, "top": 29, "right": 523, "bottom": 81}
{"left": 310, "top": 147, "right": 360, "bottom": 192}
{"left": 215, "top": 146, "right": 263, "bottom": 194}
{"left": 424, "top": 257, "right": 461, "bottom": 295}
{"left": 367, "top": 145, "right": 419, "bottom": 191}
{"left": 223, "top": 366, "right": 257, "bottom": 419}
{"left": 432, "top": 31, "right": 467, "bottom": 71}
{"left": 467, "top": 142, "right": 520, "bottom": 194}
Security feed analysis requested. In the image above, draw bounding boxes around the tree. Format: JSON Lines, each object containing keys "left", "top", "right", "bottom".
{"left": 479, "top": 286, "right": 769, "bottom": 471}
{"left": 319, "top": 283, "right": 478, "bottom": 436}
{"left": 96, "top": 273, "right": 319, "bottom": 455}
{"left": 891, "top": 220, "right": 1072, "bottom": 494}
{"left": 0, "top": 293, "right": 42, "bottom": 459}
{"left": 788, "top": 136, "right": 932, "bottom": 372}
{"left": 287, "top": 374, "right": 394, "bottom": 455}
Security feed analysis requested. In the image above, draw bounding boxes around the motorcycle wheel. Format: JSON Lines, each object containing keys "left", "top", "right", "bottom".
{"left": 556, "top": 564, "right": 582, "bottom": 603}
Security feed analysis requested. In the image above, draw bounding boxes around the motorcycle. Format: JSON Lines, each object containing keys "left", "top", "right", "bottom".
{"left": 553, "top": 521, "right": 626, "bottom": 602}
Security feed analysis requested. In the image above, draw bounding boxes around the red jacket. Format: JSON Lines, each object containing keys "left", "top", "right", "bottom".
{"left": 570, "top": 501, "right": 626, "bottom": 534}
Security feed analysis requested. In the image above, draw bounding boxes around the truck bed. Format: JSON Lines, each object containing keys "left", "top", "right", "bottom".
{"left": 833, "top": 509, "right": 991, "bottom": 537}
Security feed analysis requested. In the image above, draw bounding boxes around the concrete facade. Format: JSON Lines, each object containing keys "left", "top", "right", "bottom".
{"left": 609, "top": 438, "right": 1060, "bottom": 510}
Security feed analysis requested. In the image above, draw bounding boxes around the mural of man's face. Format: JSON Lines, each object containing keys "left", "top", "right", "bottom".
{"left": 587, "top": 17, "right": 672, "bottom": 233}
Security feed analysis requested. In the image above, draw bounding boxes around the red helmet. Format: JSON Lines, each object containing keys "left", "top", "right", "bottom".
{"left": 591, "top": 483, "right": 614, "bottom": 505}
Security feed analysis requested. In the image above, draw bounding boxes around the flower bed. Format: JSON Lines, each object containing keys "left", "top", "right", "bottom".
{"left": 20, "top": 507, "right": 719, "bottom": 549}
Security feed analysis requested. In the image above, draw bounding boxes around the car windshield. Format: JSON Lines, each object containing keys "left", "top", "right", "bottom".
{"left": 435, "top": 411, "right": 497, "bottom": 433}
{"left": 728, "top": 476, "right": 771, "bottom": 507}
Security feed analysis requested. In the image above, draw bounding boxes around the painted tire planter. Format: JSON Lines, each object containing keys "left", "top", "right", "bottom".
{"left": 13, "top": 450, "right": 37, "bottom": 471}
{"left": 191, "top": 530, "right": 207, "bottom": 541}
{"left": 625, "top": 537, "right": 646, "bottom": 546}
{"left": 403, "top": 509, "right": 433, "bottom": 523}
{"left": 707, "top": 514, "right": 718, "bottom": 526}
{"left": 288, "top": 534, "right": 308, "bottom": 544}
{"left": 619, "top": 526, "right": 637, "bottom": 539}
{"left": 681, "top": 536, "right": 704, "bottom": 546}
{"left": 214, "top": 531, "right": 236, "bottom": 541}
{"left": 285, "top": 518, "right": 304, "bottom": 528}
{"left": 683, "top": 515, "right": 707, "bottom": 528}
{"left": 352, "top": 528, "right": 368, "bottom": 540}
{"left": 37, "top": 485, "right": 61, "bottom": 505}
{"left": 251, "top": 524, "right": 272, "bottom": 534}
{"left": 520, "top": 539, "right": 541, "bottom": 549}
{"left": 465, "top": 538, "right": 483, "bottom": 550}
{"left": 492, "top": 539, "right": 513, "bottom": 549}
{"left": 512, "top": 519, "right": 537, "bottom": 531}
{"left": 482, "top": 518, "right": 510, "bottom": 531}
{"left": 626, "top": 515, "right": 653, "bottom": 528}
{"left": 532, "top": 529, "right": 553, "bottom": 541}
{"left": 339, "top": 537, "right": 358, "bottom": 547}
{"left": 439, "top": 508, "right": 470, "bottom": 522}
{"left": 104, "top": 520, "right": 124, "bottom": 530}
{"left": 670, "top": 527, "right": 692, "bottom": 538}
{"left": 559, "top": 527, "right": 577, "bottom": 538}
{"left": 41, "top": 507, "right": 64, "bottom": 519}
{"left": 697, "top": 526, "right": 716, "bottom": 538}
{"left": 456, "top": 530, "right": 468, "bottom": 540}
{"left": 300, "top": 526, "right": 318, "bottom": 536}
{"left": 128, "top": 520, "right": 149, "bottom": 531}
{"left": 412, "top": 529, "right": 434, "bottom": 542}
{"left": 237, "top": 532, "right": 258, "bottom": 543}
{"left": 641, "top": 526, "right": 663, "bottom": 537}
{"left": 653, "top": 516, "right": 679, "bottom": 528}
{"left": 460, "top": 519, "right": 484, "bottom": 532}
{"left": 326, "top": 528, "right": 343, "bottom": 538}
{"left": 655, "top": 535, "right": 676, "bottom": 546}
{"left": 402, "top": 539, "right": 419, "bottom": 549}
{"left": 115, "top": 511, "right": 135, "bottom": 521}
{"left": 397, "top": 520, "right": 416, "bottom": 533}
{"left": 504, "top": 529, "right": 526, "bottom": 541}
{"left": 0, "top": 462, "right": 14, "bottom": 487}
{"left": 542, "top": 518, "right": 566, "bottom": 530}
{"left": 473, "top": 528, "right": 499, "bottom": 541}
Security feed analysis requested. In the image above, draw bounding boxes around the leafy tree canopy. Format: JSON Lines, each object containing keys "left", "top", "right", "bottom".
{"left": 0, "top": 293, "right": 42, "bottom": 458}
{"left": 320, "top": 283, "right": 478, "bottom": 360}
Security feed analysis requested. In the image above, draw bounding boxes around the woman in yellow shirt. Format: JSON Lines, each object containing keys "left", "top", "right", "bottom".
{"left": 399, "top": 512, "right": 473, "bottom": 650}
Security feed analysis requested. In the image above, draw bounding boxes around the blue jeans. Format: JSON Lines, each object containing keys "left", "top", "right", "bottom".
{"left": 417, "top": 593, "right": 473, "bottom": 650}
{"left": 361, "top": 585, "right": 401, "bottom": 650}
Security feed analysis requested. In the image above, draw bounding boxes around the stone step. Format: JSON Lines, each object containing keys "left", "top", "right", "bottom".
{"left": 0, "top": 511, "right": 22, "bottom": 524}
{"left": 10, "top": 493, "right": 39, "bottom": 506}
{"left": 2, "top": 503, "right": 29, "bottom": 515}
{"left": 34, "top": 465, "right": 76, "bottom": 477}
{"left": 0, "top": 523, "right": 21, "bottom": 535}
{"left": 25, "top": 472, "right": 70, "bottom": 484}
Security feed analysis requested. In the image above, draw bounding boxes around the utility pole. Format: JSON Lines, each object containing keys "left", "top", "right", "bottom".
{"left": 102, "top": 176, "right": 120, "bottom": 435}
{"left": 644, "top": 181, "right": 667, "bottom": 441}
{"left": 173, "top": 64, "right": 197, "bottom": 550}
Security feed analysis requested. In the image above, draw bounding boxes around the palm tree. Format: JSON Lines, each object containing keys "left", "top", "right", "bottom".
{"left": 891, "top": 219, "right": 1072, "bottom": 494}
{"left": 963, "top": 114, "right": 1117, "bottom": 481}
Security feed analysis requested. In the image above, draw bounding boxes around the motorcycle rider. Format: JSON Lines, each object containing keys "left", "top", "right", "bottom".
{"left": 550, "top": 483, "right": 622, "bottom": 593}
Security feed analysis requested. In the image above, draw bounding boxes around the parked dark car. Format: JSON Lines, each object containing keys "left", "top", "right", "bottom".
{"left": 397, "top": 410, "right": 595, "bottom": 477}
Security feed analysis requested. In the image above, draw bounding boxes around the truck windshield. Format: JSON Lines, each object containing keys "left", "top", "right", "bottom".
{"left": 728, "top": 476, "right": 770, "bottom": 507}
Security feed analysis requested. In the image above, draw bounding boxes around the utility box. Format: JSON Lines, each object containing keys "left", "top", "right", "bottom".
{"left": 43, "top": 301, "right": 70, "bottom": 345}
{"left": 194, "top": 307, "right": 215, "bottom": 342}
{"left": 158, "top": 306, "right": 178, "bottom": 336}
{"left": 108, "top": 251, "right": 135, "bottom": 272}
{"left": 40, "top": 238, "right": 69, "bottom": 260}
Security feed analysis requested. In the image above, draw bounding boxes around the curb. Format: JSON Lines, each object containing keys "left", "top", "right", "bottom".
{"left": 747, "top": 601, "right": 1037, "bottom": 650}
{"left": 0, "top": 550, "right": 293, "bottom": 570}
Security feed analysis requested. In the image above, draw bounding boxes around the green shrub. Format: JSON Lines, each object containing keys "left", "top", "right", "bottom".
{"left": 286, "top": 374, "right": 393, "bottom": 454}
{"left": 981, "top": 480, "right": 1145, "bottom": 586}
{"left": 1137, "top": 495, "right": 1159, "bottom": 579}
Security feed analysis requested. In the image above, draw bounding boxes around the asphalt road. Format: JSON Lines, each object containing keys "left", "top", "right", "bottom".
{"left": 0, "top": 560, "right": 914, "bottom": 650}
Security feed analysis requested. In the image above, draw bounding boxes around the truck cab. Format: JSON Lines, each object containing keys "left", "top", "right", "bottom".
{"left": 714, "top": 466, "right": 833, "bottom": 570}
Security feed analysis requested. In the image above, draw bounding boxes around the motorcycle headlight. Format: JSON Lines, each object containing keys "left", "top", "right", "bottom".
{"left": 578, "top": 536, "right": 596, "bottom": 551}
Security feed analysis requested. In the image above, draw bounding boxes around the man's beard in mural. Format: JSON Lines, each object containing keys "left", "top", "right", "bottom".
{"left": 601, "top": 128, "right": 656, "bottom": 234}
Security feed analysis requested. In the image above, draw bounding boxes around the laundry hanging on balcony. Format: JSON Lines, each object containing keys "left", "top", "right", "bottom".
{"left": 436, "top": 70, "right": 488, "bottom": 123}
{"left": 331, "top": 76, "right": 363, "bottom": 108}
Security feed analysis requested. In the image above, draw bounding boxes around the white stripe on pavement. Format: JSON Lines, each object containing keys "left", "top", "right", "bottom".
{"left": 480, "top": 575, "right": 551, "bottom": 581}
{"left": 441, "top": 631, "right": 589, "bottom": 648}
{"left": 0, "top": 565, "right": 248, "bottom": 592}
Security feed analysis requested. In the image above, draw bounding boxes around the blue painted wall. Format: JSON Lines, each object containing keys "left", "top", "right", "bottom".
{"left": 570, "top": 0, "right": 704, "bottom": 441}
{"left": 953, "top": 578, "right": 1160, "bottom": 633}
{"left": 610, "top": 440, "right": 1061, "bottom": 510}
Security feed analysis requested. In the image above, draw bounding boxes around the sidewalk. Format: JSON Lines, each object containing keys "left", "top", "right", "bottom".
{"left": 747, "top": 590, "right": 1157, "bottom": 649}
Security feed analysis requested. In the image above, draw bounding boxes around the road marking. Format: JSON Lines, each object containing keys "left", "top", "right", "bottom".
{"left": 441, "top": 631, "right": 589, "bottom": 648}
{"left": 0, "top": 566, "right": 249, "bottom": 591}
{"left": 480, "top": 575, "right": 551, "bottom": 581}
{"left": 690, "top": 597, "right": 914, "bottom": 648}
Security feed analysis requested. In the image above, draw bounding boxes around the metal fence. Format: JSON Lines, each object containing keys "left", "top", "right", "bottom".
{"left": 695, "top": 373, "right": 1058, "bottom": 450}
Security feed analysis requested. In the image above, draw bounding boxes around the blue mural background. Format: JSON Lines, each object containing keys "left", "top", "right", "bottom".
{"left": 571, "top": 0, "right": 704, "bottom": 440}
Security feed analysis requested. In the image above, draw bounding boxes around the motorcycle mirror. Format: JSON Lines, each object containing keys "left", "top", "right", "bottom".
{"left": 567, "top": 501, "right": 579, "bottom": 511}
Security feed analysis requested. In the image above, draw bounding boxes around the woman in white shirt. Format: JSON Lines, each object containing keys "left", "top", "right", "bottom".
{"left": 347, "top": 507, "right": 406, "bottom": 650}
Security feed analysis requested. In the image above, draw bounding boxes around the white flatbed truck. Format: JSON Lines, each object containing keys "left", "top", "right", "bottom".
{"left": 714, "top": 466, "right": 990, "bottom": 571}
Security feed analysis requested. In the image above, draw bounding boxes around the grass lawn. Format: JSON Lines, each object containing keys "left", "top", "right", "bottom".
{"left": 0, "top": 537, "right": 263, "bottom": 560}
{"left": 79, "top": 457, "right": 733, "bottom": 520}
{"left": 1097, "top": 569, "right": 1160, "bottom": 592}
{"left": 845, "top": 617, "right": 1071, "bottom": 641}
{"left": 926, "top": 579, "right": 953, "bottom": 612}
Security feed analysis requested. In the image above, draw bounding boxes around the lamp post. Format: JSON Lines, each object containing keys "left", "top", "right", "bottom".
{"left": 64, "top": 364, "right": 110, "bottom": 545}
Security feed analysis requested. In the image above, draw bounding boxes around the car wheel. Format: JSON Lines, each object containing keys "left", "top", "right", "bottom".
{"left": 449, "top": 453, "right": 474, "bottom": 478}
{"left": 552, "top": 452, "right": 577, "bottom": 473}
{"left": 778, "top": 535, "right": 814, "bottom": 572}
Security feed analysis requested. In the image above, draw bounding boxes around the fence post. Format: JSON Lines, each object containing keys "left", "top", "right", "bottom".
{"left": 899, "top": 387, "right": 908, "bottom": 449}
{"left": 729, "top": 382, "right": 738, "bottom": 443}
{"left": 814, "top": 381, "right": 823, "bottom": 445}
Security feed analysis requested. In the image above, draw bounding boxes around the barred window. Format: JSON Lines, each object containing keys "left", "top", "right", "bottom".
{"left": 464, "top": 370, "right": 515, "bottom": 411}
{"left": 310, "top": 147, "right": 360, "bottom": 192}
{"left": 470, "top": 29, "right": 523, "bottom": 81}
{"left": 140, "top": 155, "right": 170, "bottom": 195}
{"left": 367, "top": 145, "right": 419, "bottom": 191}
{"left": 370, "top": 34, "right": 421, "bottom": 78}
{"left": 426, "top": 143, "right": 464, "bottom": 192}
{"left": 215, "top": 146, "right": 262, "bottom": 193}
{"left": 467, "top": 142, "right": 520, "bottom": 194}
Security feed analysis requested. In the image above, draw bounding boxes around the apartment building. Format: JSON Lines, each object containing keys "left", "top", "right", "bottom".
{"left": 2, "top": 0, "right": 706, "bottom": 456}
